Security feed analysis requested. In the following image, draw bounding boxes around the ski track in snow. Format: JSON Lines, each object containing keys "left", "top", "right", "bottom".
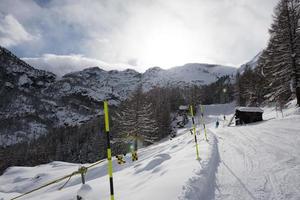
{"left": 211, "top": 116, "right": 300, "bottom": 200}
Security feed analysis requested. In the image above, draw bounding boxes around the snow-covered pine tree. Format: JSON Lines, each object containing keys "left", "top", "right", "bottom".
{"left": 136, "top": 102, "right": 159, "bottom": 145}
{"left": 114, "top": 85, "right": 159, "bottom": 150}
{"left": 114, "top": 100, "right": 138, "bottom": 142}
{"left": 262, "top": 0, "right": 300, "bottom": 106}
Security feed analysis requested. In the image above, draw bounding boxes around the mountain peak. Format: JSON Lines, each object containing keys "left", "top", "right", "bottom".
{"left": 145, "top": 66, "right": 164, "bottom": 73}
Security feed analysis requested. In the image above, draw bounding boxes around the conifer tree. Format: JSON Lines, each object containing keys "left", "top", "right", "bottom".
{"left": 114, "top": 85, "right": 159, "bottom": 150}
{"left": 262, "top": 0, "right": 300, "bottom": 106}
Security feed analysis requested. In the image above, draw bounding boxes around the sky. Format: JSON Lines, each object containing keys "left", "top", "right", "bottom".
{"left": 0, "top": 0, "right": 278, "bottom": 75}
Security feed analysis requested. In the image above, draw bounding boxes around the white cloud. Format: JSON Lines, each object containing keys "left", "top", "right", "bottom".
{"left": 1, "top": 0, "right": 278, "bottom": 71}
{"left": 43, "top": 0, "right": 277, "bottom": 68}
{"left": 22, "top": 54, "right": 134, "bottom": 77}
{"left": 0, "top": 14, "right": 35, "bottom": 47}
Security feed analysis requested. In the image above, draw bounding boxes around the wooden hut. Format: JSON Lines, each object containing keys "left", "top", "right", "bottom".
{"left": 235, "top": 107, "right": 263, "bottom": 125}
{"left": 178, "top": 105, "right": 189, "bottom": 113}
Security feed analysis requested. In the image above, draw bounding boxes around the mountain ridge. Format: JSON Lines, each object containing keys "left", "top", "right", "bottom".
{"left": 0, "top": 46, "right": 236, "bottom": 147}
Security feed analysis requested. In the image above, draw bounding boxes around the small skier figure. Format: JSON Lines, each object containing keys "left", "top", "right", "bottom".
{"left": 216, "top": 120, "right": 219, "bottom": 128}
{"left": 223, "top": 115, "right": 227, "bottom": 126}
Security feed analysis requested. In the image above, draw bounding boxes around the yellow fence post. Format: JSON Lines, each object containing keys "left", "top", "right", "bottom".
{"left": 104, "top": 100, "right": 115, "bottom": 200}
{"left": 200, "top": 105, "right": 208, "bottom": 141}
{"left": 190, "top": 105, "right": 200, "bottom": 160}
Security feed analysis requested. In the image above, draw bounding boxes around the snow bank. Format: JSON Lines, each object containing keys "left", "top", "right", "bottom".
{"left": 178, "top": 134, "right": 219, "bottom": 200}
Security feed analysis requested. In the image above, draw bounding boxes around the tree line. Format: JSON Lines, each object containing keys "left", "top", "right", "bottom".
{"left": 0, "top": 78, "right": 234, "bottom": 174}
{"left": 236, "top": 0, "right": 300, "bottom": 107}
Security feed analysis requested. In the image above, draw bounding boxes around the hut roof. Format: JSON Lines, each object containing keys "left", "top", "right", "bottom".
{"left": 179, "top": 105, "right": 189, "bottom": 110}
{"left": 236, "top": 107, "right": 264, "bottom": 113}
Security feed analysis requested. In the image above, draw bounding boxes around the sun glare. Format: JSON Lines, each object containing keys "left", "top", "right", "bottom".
{"left": 138, "top": 25, "right": 195, "bottom": 68}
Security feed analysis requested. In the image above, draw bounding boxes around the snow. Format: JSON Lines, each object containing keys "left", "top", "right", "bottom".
{"left": 61, "top": 82, "right": 71, "bottom": 92}
{"left": 40, "top": 99, "right": 57, "bottom": 106}
{"left": 179, "top": 105, "right": 189, "bottom": 110}
{"left": 55, "top": 108, "right": 98, "bottom": 127}
{"left": 77, "top": 184, "right": 93, "bottom": 199}
{"left": 201, "top": 100, "right": 300, "bottom": 200}
{"left": 55, "top": 67, "right": 141, "bottom": 102}
{"left": 199, "top": 102, "right": 236, "bottom": 125}
{"left": 236, "top": 107, "right": 264, "bottom": 113}
{"left": 0, "top": 131, "right": 27, "bottom": 146}
{"left": 142, "top": 64, "right": 236, "bottom": 91}
{"left": 1, "top": 101, "right": 300, "bottom": 200}
{"left": 212, "top": 117, "right": 300, "bottom": 199}
{"left": 0, "top": 122, "right": 48, "bottom": 147}
{"left": 18, "top": 74, "right": 32, "bottom": 86}
{"left": 4, "top": 82, "right": 14, "bottom": 89}
{"left": 27, "top": 122, "right": 47, "bottom": 138}
{"left": 0, "top": 124, "right": 216, "bottom": 200}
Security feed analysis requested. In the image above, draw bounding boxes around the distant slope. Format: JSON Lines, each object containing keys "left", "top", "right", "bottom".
{"left": 142, "top": 64, "right": 236, "bottom": 90}
{"left": 55, "top": 63, "right": 237, "bottom": 92}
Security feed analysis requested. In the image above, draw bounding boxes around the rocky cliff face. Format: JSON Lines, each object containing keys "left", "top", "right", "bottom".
{"left": 0, "top": 47, "right": 56, "bottom": 146}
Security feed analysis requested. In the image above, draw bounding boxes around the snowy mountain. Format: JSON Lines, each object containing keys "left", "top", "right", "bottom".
{"left": 0, "top": 46, "right": 236, "bottom": 147}
{"left": 238, "top": 51, "right": 262, "bottom": 74}
{"left": 0, "top": 47, "right": 57, "bottom": 146}
{"left": 142, "top": 64, "right": 236, "bottom": 90}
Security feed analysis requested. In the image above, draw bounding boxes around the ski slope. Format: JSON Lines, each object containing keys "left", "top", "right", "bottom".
{"left": 210, "top": 104, "right": 300, "bottom": 200}
{"left": 0, "top": 126, "right": 217, "bottom": 200}
{"left": 213, "top": 116, "right": 300, "bottom": 200}
{"left": 1, "top": 101, "right": 300, "bottom": 200}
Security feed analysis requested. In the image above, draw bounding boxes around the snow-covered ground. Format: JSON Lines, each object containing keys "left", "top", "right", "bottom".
{"left": 211, "top": 101, "right": 300, "bottom": 200}
{"left": 0, "top": 124, "right": 217, "bottom": 200}
{"left": 1, "top": 101, "right": 299, "bottom": 200}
